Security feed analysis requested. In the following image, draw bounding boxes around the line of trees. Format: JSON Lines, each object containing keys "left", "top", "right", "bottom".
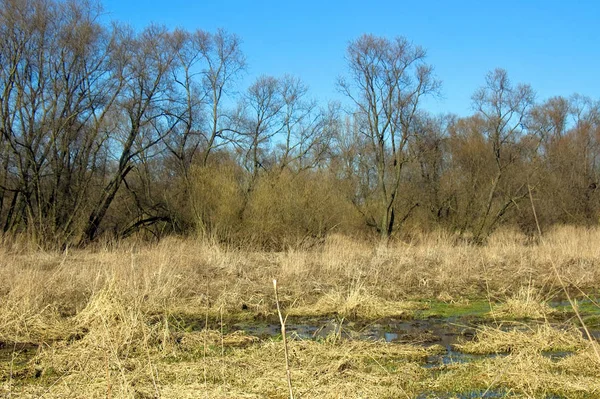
{"left": 1, "top": 0, "right": 599, "bottom": 248}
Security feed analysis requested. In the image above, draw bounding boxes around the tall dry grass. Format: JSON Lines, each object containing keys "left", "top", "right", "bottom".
{"left": 2, "top": 226, "right": 600, "bottom": 341}
{"left": 1, "top": 226, "right": 600, "bottom": 397}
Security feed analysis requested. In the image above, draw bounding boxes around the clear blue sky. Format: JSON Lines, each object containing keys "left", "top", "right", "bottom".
{"left": 100, "top": 0, "right": 599, "bottom": 116}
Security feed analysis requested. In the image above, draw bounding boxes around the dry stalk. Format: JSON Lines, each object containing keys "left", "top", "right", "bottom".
{"left": 273, "top": 279, "right": 294, "bottom": 399}
{"left": 105, "top": 350, "right": 111, "bottom": 399}
{"left": 481, "top": 258, "right": 498, "bottom": 326}
{"left": 220, "top": 305, "right": 225, "bottom": 382}
{"left": 203, "top": 306, "right": 208, "bottom": 396}
{"left": 203, "top": 284, "right": 209, "bottom": 397}
{"left": 142, "top": 324, "right": 160, "bottom": 398}
{"left": 8, "top": 342, "right": 16, "bottom": 399}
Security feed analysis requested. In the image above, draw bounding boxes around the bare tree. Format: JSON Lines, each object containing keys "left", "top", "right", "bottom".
{"left": 0, "top": 0, "right": 123, "bottom": 245}
{"left": 200, "top": 29, "right": 246, "bottom": 166}
{"left": 338, "top": 34, "right": 440, "bottom": 239}
{"left": 237, "top": 75, "right": 286, "bottom": 182}
{"left": 410, "top": 114, "right": 454, "bottom": 227}
{"left": 80, "top": 24, "right": 181, "bottom": 244}
{"left": 275, "top": 76, "right": 334, "bottom": 172}
{"left": 530, "top": 95, "right": 600, "bottom": 226}
{"left": 162, "top": 29, "right": 207, "bottom": 178}
{"left": 165, "top": 28, "right": 245, "bottom": 174}
{"left": 160, "top": 29, "right": 245, "bottom": 234}
{"left": 471, "top": 68, "right": 535, "bottom": 242}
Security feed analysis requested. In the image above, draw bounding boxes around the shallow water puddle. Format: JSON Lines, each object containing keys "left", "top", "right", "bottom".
{"left": 417, "top": 390, "right": 566, "bottom": 398}
{"left": 424, "top": 348, "right": 503, "bottom": 368}
{"left": 227, "top": 316, "right": 600, "bottom": 345}
{"left": 230, "top": 317, "right": 478, "bottom": 347}
{"left": 225, "top": 317, "right": 593, "bottom": 370}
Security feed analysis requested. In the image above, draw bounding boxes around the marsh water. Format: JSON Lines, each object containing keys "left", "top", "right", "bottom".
{"left": 232, "top": 317, "right": 475, "bottom": 346}
{"left": 227, "top": 316, "right": 599, "bottom": 360}
{"left": 4, "top": 304, "right": 599, "bottom": 369}
{"left": 232, "top": 316, "right": 487, "bottom": 368}
{"left": 222, "top": 314, "right": 598, "bottom": 398}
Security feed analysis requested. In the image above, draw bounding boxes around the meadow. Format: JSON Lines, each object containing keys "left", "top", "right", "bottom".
{"left": 1, "top": 227, "right": 600, "bottom": 398}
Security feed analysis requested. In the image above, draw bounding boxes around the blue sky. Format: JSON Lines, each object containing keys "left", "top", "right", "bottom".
{"left": 100, "top": 0, "right": 599, "bottom": 116}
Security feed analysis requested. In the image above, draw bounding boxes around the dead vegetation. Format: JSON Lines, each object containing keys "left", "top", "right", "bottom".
{"left": 1, "top": 227, "right": 600, "bottom": 397}
{"left": 454, "top": 324, "right": 588, "bottom": 355}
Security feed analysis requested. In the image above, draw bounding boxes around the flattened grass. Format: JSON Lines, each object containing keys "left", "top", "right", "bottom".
{"left": 454, "top": 324, "right": 587, "bottom": 355}
{"left": 431, "top": 352, "right": 600, "bottom": 399}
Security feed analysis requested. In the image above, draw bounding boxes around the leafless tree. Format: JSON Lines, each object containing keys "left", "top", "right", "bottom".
{"left": 471, "top": 68, "right": 536, "bottom": 242}
{"left": 0, "top": 0, "right": 123, "bottom": 245}
{"left": 237, "top": 75, "right": 286, "bottom": 181}
{"left": 338, "top": 34, "right": 440, "bottom": 239}
{"left": 275, "top": 76, "right": 335, "bottom": 172}
{"left": 80, "top": 24, "right": 182, "bottom": 244}
{"left": 530, "top": 95, "right": 600, "bottom": 226}
{"left": 165, "top": 28, "right": 245, "bottom": 174}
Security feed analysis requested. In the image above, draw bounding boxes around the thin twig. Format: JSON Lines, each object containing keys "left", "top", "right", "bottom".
{"left": 8, "top": 341, "right": 16, "bottom": 399}
{"left": 481, "top": 258, "right": 498, "bottom": 327}
{"left": 105, "top": 350, "right": 111, "bottom": 399}
{"left": 273, "top": 279, "right": 294, "bottom": 399}
{"left": 220, "top": 305, "right": 225, "bottom": 382}
{"left": 528, "top": 185, "right": 542, "bottom": 239}
{"left": 142, "top": 323, "right": 161, "bottom": 398}
{"left": 203, "top": 302, "right": 208, "bottom": 398}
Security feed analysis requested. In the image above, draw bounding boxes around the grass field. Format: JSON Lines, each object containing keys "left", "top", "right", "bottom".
{"left": 1, "top": 227, "right": 600, "bottom": 398}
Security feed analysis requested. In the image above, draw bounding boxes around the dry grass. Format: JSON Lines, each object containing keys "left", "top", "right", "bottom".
{"left": 15, "top": 338, "right": 435, "bottom": 398}
{"left": 491, "top": 285, "right": 556, "bottom": 320}
{"left": 2, "top": 227, "right": 600, "bottom": 328}
{"left": 4, "top": 321, "right": 599, "bottom": 398}
{"left": 286, "top": 282, "right": 423, "bottom": 319}
{"left": 454, "top": 323, "right": 588, "bottom": 355}
{"left": 432, "top": 349, "right": 600, "bottom": 398}
{"left": 432, "top": 323, "right": 600, "bottom": 398}
{"left": 1, "top": 226, "right": 600, "bottom": 397}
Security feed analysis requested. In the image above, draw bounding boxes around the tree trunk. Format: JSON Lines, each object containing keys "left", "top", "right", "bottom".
{"left": 79, "top": 164, "right": 133, "bottom": 245}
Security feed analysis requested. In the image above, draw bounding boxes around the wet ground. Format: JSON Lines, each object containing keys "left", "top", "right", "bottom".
{"left": 0, "top": 341, "right": 40, "bottom": 382}
{"left": 2, "top": 299, "right": 599, "bottom": 398}
{"left": 415, "top": 391, "right": 564, "bottom": 398}
{"left": 219, "top": 315, "right": 599, "bottom": 399}
{"left": 219, "top": 304, "right": 600, "bottom": 376}
{"left": 2, "top": 309, "right": 598, "bottom": 398}
{"left": 7, "top": 313, "right": 591, "bottom": 368}
{"left": 230, "top": 313, "right": 600, "bottom": 342}
{"left": 231, "top": 317, "right": 476, "bottom": 346}
{"left": 3, "top": 312, "right": 588, "bottom": 376}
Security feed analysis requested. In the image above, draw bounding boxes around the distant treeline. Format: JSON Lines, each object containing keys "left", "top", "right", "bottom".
{"left": 1, "top": 0, "right": 599, "bottom": 248}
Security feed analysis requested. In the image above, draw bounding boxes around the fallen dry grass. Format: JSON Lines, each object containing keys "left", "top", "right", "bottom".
{"left": 1, "top": 226, "right": 600, "bottom": 397}
{"left": 432, "top": 348, "right": 600, "bottom": 398}
{"left": 3, "top": 319, "right": 599, "bottom": 398}
{"left": 454, "top": 323, "right": 589, "bottom": 354}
